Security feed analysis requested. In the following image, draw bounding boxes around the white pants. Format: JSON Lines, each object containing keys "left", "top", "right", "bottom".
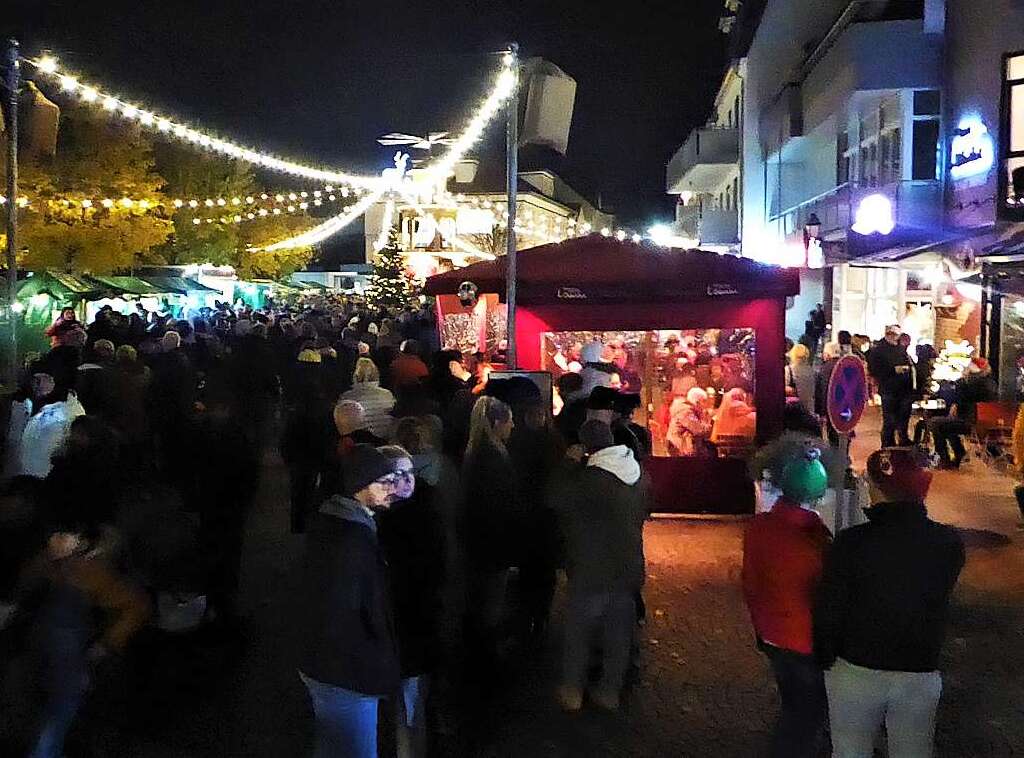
{"left": 825, "top": 658, "right": 942, "bottom": 758}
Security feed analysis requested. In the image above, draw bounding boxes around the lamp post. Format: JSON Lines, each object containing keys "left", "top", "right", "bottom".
{"left": 804, "top": 212, "right": 822, "bottom": 268}
{"left": 3, "top": 40, "right": 19, "bottom": 389}
{"left": 504, "top": 43, "right": 519, "bottom": 369}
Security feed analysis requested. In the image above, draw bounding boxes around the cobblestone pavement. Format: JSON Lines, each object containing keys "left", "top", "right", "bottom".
{"left": 42, "top": 408, "right": 1024, "bottom": 756}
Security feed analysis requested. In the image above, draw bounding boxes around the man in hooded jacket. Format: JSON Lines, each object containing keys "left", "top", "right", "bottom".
{"left": 551, "top": 419, "right": 647, "bottom": 712}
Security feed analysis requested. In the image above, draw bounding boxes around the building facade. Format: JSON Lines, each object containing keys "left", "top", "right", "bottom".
{"left": 668, "top": 0, "right": 1024, "bottom": 370}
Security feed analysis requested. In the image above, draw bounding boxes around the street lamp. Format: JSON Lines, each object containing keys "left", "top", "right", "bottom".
{"left": 804, "top": 213, "right": 822, "bottom": 241}
{"left": 804, "top": 213, "right": 823, "bottom": 269}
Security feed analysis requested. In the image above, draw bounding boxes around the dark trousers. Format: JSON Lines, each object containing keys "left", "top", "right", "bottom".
{"left": 928, "top": 415, "right": 970, "bottom": 464}
{"left": 763, "top": 644, "right": 827, "bottom": 758}
{"left": 880, "top": 393, "right": 912, "bottom": 447}
{"left": 287, "top": 462, "right": 320, "bottom": 533}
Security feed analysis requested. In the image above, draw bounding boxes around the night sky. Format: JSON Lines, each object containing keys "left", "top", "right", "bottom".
{"left": 6, "top": 0, "right": 726, "bottom": 230}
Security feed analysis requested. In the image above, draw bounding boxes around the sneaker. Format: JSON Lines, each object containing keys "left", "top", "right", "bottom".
{"left": 556, "top": 685, "right": 583, "bottom": 712}
{"left": 589, "top": 687, "right": 620, "bottom": 711}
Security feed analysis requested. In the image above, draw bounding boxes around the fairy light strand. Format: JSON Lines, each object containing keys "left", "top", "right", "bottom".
{"left": 261, "top": 188, "right": 385, "bottom": 251}
{"left": 27, "top": 55, "right": 382, "bottom": 189}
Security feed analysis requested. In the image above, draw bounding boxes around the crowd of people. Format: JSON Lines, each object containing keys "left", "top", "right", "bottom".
{"left": 0, "top": 297, "right": 652, "bottom": 758}
{"left": 0, "top": 294, "right": 985, "bottom": 758}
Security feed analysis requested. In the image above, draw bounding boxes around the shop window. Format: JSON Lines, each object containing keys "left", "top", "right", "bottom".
{"left": 542, "top": 329, "right": 757, "bottom": 458}
{"left": 1002, "top": 53, "right": 1024, "bottom": 217}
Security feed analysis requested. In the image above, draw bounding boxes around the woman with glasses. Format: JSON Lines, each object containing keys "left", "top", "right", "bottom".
{"left": 377, "top": 445, "right": 446, "bottom": 758}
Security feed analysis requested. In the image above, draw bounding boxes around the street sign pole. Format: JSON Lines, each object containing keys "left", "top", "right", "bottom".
{"left": 3, "top": 40, "right": 19, "bottom": 389}
{"left": 504, "top": 43, "right": 519, "bottom": 369}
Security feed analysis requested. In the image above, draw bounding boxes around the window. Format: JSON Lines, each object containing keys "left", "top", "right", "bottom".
{"left": 837, "top": 130, "right": 851, "bottom": 184}
{"left": 1004, "top": 53, "right": 1024, "bottom": 215}
{"left": 912, "top": 121, "right": 940, "bottom": 180}
{"left": 912, "top": 89, "right": 941, "bottom": 180}
{"left": 542, "top": 329, "right": 758, "bottom": 458}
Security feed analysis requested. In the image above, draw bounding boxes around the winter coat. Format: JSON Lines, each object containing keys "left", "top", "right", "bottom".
{"left": 951, "top": 373, "right": 996, "bottom": 425}
{"left": 551, "top": 445, "right": 647, "bottom": 594}
{"left": 298, "top": 497, "right": 400, "bottom": 695}
{"left": 341, "top": 381, "right": 396, "bottom": 440}
{"left": 461, "top": 441, "right": 520, "bottom": 572}
{"left": 814, "top": 501, "right": 964, "bottom": 672}
{"left": 866, "top": 340, "right": 913, "bottom": 397}
{"left": 742, "top": 498, "right": 832, "bottom": 655}
{"left": 377, "top": 484, "right": 447, "bottom": 676}
{"left": 389, "top": 353, "right": 429, "bottom": 390}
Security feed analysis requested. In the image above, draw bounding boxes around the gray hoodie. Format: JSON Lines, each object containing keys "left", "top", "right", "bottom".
{"left": 587, "top": 444, "right": 641, "bottom": 485}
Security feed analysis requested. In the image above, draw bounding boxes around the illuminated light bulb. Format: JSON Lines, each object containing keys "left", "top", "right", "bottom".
{"left": 328, "top": 194, "right": 336, "bottom": 202}
{"left": 219, "top": 216, "right": 227, "bottom": 223}
{"left": 173, "top": 125, "right": 187, "bottom": 137}
{"left": 601, "top": 227, "right": 611, "bottom": 236}
{"left": 138, "top": 199, "right": 150, "bottom": 209}
{"left": 244, "top": 196, "right": 254, "bottom": 204}
{"left": 233, "top": 215, "right": 242, "bottom": 222}
{"left": 173, "top": 199, "right": 183, "bottom": 208}
{"left": 139, "top": 111, "right": 154, "bottom": 126}
{"left": 37, "top": 56, "right": 59, "bottom": 74}
{"left": 341, "top": 188, "right": 350, "bottom": 198}
{"left": 188, "top": 200, "right": 199, "bottom": 208}
{"left": 121, "top": 104, "right": 137, "bottom": 119}
{"left": 59, "top": 75, "right": 79, "bottom": 92}
{"left": 216, "top": 198, "right": 226, "bottom": 206}
{"left": 80, "top": 199, "right": 92, "bottom": 208}
{"left": 325, "top": 186, "right": 334, "bottom": 192}
{"left": 157, "top": 118, "right": 171, "bottom": 131}
{"left": 300, "top": 191, "right": 308, "bottom": 198}
{"left": 275, "top": 194, "right": 284, "bottom": 203}
{"left": 287, "top": 205, "right": 296, "bottom": 212}
{"left": 273, "top": 208, "right": 281, "bottom": 215}
{"left": 81, "top": 87, "right": 98, "bottom": 102}
{"left": 260, "top": 194, "right": 268, "bottom": 200}
{"left": 120, "top": 198, "right": 133, "bottom": 208}
{"left": 205, "top": 218, "right": 213, "bottom": 224}
{"left": 314, "top": 199, "right": 322, "bottom": 206}
{"left": 192, "top": 218, "right": 201, "bottom": 225}
{"left": 11, "top": 302, "right": 24, "bottom": 314}
{"left": 202, "top": 199, "right": 213, "bottom": 208}
{"left": 288, "top": 193, "right": 297, "bottom": 201}
{"left": 0, "top": 197, "right": 5, "bottom": 204}
{"left": 101, "top": 198, "right": 114, "bottom": 208}
{"left": 615, "top": 230, "right": 626, "bottom": 241}
{"left": 258, "top": 209, "right": 268, "bottom": 216}
{"left": 313, "top": 190, "right": 321, "bottom": 198}
{"left": 198, "top": 135, "right": 211, "bottom": 147}
{"left": 16, "top": 197, "right": 28, "bottom": 207}
{"left": 299, "top": 202, "right": 308, "bottom": 209}
{"left": 247, "top": 213, "right": 255, "bottom": 220}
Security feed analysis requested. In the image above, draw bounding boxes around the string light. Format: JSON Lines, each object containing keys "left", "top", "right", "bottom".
{"left": 25, "top": 55, "right": 382, "bottom": 190}
{"left": 422, "top": 52, "right": 517, "bottom": 182}
{"left": 261, "top": 189, "right": 385, "bottom": 251}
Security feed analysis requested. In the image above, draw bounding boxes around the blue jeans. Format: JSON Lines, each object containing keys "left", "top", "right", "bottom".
{"left": 561, "top": 588, "right": 635, "bottom": 695}
{"left": 29, "top": 691, "right": 83, "bottom": 758}
{"left": 299, "top": 671, "right": 380, "bottom": 758}
{"left": 762, "top": 644, "right": 827, "bottom": 758}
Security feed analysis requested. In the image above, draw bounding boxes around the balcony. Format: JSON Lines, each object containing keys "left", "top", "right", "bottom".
{"left": 676, "top": 200, "right": 739, "bottom": 246}
{"left": 770, "top": 180, "right": 943, "bottom": 258}
{"left": 666, "top": 126, "right": 739, "bottom": 194}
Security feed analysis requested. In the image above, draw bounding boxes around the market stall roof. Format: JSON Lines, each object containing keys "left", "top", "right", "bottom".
{"left": 424, "top": 234, "right": 800, "bottom": 304}
{"left": 17, "top": 270, "right": 103, "bottom": 302}
{"left": 140, "top": 275, "right": 221, "bottom": 295}
{"left": 290, "top": 278, "right": 330, "bottom": 290}
{"left": 84, "top": 275, "right": 168, "bottom": 297}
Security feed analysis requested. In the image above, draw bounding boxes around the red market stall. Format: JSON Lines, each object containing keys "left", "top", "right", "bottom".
{"left": 424, "top": 234, "right": 800, "bottom": 514}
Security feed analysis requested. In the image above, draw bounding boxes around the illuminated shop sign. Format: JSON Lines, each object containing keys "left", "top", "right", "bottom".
{"left": 950, "top": 116, "right": 994, "bottom": 180}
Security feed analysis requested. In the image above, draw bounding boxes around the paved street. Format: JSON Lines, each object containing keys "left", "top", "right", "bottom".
{"left": 66, "top": 408, "right": 1024, "bottom": 757}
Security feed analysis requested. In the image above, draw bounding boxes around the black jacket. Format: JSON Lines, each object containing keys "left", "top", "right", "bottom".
{"left": 460, "top": 441, "right": 520, "bottom": 572}
{"left": 866, "top": 340, "right": 913, "bottom": 397}
{"left": 298, "top": 497, "right": 400, "bottom": 694}
{"left": 814, "top": 501, "right": 964, "bottom": 672}
{"left": 952, "top": 373, "right": 996, "bottom": 425}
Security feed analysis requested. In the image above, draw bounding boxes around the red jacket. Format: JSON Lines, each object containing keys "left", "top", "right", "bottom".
{"left": 742, "top": 498, "right": 831, "bottom": 655}
{"left": 390, "top": 353, "right": 429, "bottom": 389}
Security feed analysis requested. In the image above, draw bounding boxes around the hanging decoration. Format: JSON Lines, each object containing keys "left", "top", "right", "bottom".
{"left": 25, "top": 55, "right": 382, "bottom": 189}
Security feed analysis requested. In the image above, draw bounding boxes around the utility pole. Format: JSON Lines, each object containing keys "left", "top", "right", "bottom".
{"left": 504, "top": 43, "right": 519, "bottom": 369}
{"left": 3, "top": 40, "right": 19, "bottom": 389}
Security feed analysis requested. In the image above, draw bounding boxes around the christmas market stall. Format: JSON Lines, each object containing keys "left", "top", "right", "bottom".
{"left": 424, "top": 235, "right": 800, "bottom": 514}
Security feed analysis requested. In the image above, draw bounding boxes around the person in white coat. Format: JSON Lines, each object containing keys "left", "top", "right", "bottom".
{"left": 341, "top": 358, "right": 396, "bottom": 440}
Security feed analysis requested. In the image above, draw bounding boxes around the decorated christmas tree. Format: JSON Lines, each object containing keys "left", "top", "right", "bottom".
{"left": 931, "top": 338, "right": 975, "bottom": 390}
{"left": 365, "top": 224, "right": 418, "bottom": 310}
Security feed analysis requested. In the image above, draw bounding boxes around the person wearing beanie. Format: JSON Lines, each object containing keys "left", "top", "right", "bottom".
{"left": 297, "top": 444, "right": 400, "bottom": 758}
{"left": 927, "top": 356, "right": 995, "bottom": 469}
{"left": 742, "top": 445, "right": 832, "bottom": 758}
{"left": 814, "top": 447, "right": 965, "bottom": 758}
{"left": 551, "top": 419, "right": 647, "bottom": 712}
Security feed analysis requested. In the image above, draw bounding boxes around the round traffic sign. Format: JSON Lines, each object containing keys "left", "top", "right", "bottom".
{"left": 827, "top": 355, "right": 868, "bottom": 434}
